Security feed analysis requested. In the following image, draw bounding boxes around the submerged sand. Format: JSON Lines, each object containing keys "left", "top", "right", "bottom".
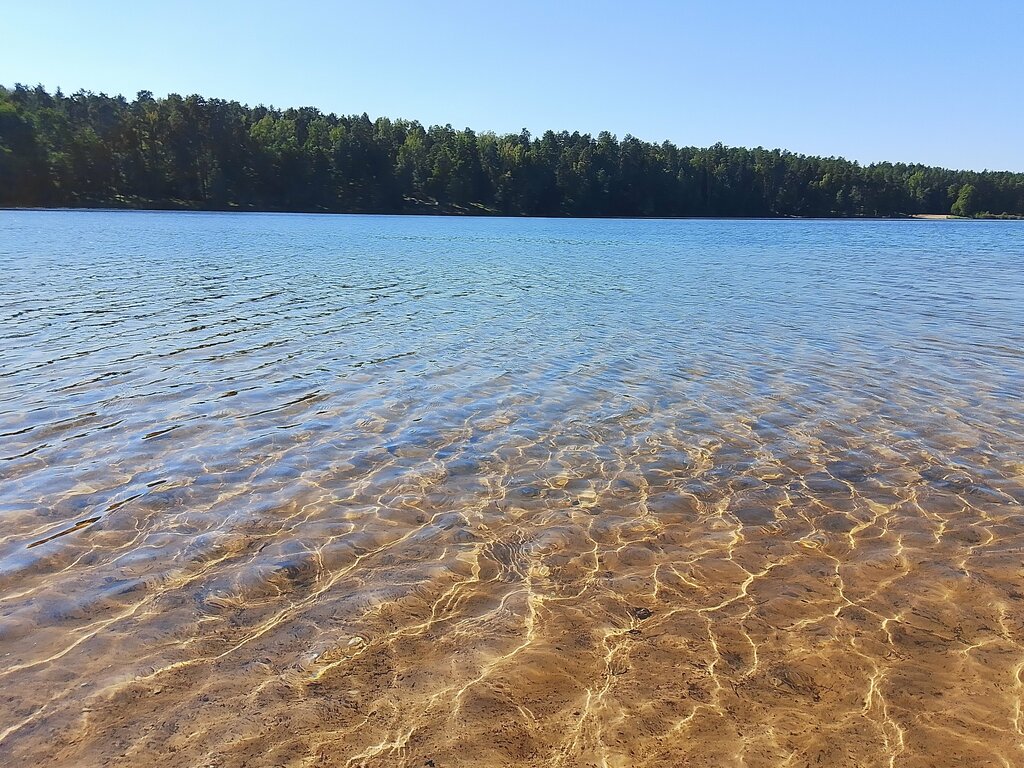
{"left": 2, "top": 211, "right": 1022, "bottom": 767}
{"left": 2, "top": 444, "right": 1022, "bottom": 767}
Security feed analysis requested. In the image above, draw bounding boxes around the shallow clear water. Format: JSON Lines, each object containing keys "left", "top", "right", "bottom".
{"left": 1, "top": 210, "right": 1023, "bottom": 767}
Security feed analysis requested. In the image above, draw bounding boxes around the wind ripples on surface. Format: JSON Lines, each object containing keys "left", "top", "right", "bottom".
{"left": 1, "top": 211, "right": 1023, "bottom": 767}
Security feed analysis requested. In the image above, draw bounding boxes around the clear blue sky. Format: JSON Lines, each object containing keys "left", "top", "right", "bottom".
{"left": 3, "top": 0, "right": 1022, "bottom": 171}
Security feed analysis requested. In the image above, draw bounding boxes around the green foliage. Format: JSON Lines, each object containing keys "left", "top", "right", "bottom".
{"left": 951, "top": 184, "right": 978, "bottom": 217}
{"left": 2, "top": 84, "right": 1023, "bottom": 217}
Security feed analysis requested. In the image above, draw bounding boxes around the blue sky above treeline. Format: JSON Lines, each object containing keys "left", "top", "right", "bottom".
{"left": 4, "top": 0, "right": 1022, "bottom": 172}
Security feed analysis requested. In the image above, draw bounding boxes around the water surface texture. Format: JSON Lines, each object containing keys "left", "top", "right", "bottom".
{"left": 2, "top": 211, "right": 1023, "bottom": 767}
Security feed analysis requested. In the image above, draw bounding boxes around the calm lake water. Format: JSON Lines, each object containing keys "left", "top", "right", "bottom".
{"left": 1, "top": 210, "right": 1023, "bottom": 767}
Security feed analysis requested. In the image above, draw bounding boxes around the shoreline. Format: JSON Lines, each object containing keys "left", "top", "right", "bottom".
{"left": 3, "top": 205, "right": 1021, "bottom": 221}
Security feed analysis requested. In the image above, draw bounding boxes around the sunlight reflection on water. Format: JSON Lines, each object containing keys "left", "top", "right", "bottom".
{"left": 1, "top": 211, "right": 1022, "bottom": 766}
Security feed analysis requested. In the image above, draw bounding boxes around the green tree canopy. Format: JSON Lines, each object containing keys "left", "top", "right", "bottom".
{"left": 2, "top": 84, "right": 1022, "bottom": 217}
{"left": 951, "top": 183, "right": 978, "bottom": 217}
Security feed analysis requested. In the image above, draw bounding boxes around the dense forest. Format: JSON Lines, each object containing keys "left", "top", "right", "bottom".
{"left": 2, "top": 84, "right": 1023, "bottom": 218}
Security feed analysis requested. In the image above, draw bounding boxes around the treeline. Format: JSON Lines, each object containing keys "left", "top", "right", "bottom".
{"left": 2, "top": 84, "right": 1023, "bottom": 217}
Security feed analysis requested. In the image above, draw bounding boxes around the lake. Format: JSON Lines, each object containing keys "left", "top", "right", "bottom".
{"left": 1, "top": 210, "right": 1022, "bottom": 767}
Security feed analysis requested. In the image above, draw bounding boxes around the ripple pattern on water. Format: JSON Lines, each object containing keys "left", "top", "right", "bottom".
{"left": 1, "top": 211, "right": 1023, "bottom": 767}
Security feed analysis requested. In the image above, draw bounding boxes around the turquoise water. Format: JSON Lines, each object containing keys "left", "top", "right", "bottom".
{"left": 1, "top": 211, "right": 1023, "bottom": 767}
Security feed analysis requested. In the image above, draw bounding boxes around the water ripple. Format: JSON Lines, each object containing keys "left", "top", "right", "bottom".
{"left": 0, "top": 212, "right": 1022, "bottom": 766}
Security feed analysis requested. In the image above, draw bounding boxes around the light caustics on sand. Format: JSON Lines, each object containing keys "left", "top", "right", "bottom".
{"left": 0, "top": 212, "right": 1023, "bottom": 767}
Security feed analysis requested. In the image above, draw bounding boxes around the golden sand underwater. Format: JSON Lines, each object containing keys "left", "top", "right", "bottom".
{"left": 1, "top": 212, "right": 1022, "bottom": 767}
